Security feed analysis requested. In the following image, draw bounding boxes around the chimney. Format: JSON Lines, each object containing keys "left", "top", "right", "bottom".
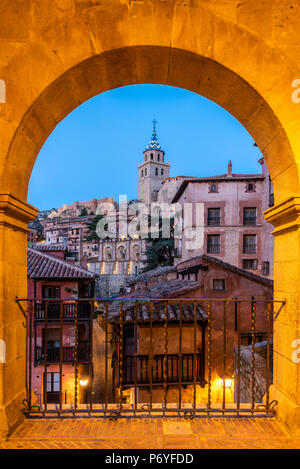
{"left": 227, "top": 160, "right": 232, "bottom": 177}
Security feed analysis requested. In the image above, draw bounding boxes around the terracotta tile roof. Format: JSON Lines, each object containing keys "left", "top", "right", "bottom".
{"left": 104, "top": 280, "right": 207, "bottom": 324}
{"left": 172, "top": 173, "right": 264, "bottom": 202}
{"left": 129, "top": 265, "right": 177, "bottom": 283}
{"left": 29, "top": 243, "right": 66, "bottom": 252}
{"left": 28, "top": 247, "right": 96, "bottom": 279}
{"left": 177, "top": 254, "right": 273, "bottom": 287}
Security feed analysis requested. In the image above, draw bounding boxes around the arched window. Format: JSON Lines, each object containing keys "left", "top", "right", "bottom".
{"left": 150, "top": 153, "right": 153, "bottom": 160}
{"left": 157, "top": 154, "right": 160, "bottom": 161}
{"left": 155, "top": 168, "right": 158, "bottom": 176}
{"left": 161, "top": 168, "right": 164, "bottom": 175}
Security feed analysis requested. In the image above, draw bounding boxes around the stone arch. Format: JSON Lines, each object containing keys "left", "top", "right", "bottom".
{"left": 130, "top": 243, "right": 141, "bottom": 261}
{"left": 103, "top": 245, "right": 112, "bottom": 261}
{"left": 0, "top": 1, "right": 300, "bottom": 435}
{"left": 116, "top": 244, "right": 126, "bottom": 261}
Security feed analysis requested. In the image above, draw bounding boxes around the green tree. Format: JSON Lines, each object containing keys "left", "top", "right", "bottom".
{"left": 142, "top": 216, "right": 175, "bottom": 272}
{"left": 84, "top": 214, "right": 105, "bottom": 242}
{"left": 79, "top": 207, "right": 88, "bottom": 217}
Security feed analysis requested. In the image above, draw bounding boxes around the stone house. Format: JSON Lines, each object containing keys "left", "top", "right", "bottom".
{"left": 105, "top": 255, "right": 273, "bottom": 405}
{"left": 27, "top": 246, "right": 97, "bottom": 405}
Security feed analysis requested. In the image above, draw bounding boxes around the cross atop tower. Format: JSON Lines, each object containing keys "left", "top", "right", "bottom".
{"left": 138, "top": 120, "right": 170, "bottom": 205}
{"left": 152, "top": 118, "right": 157, "bottom": 135}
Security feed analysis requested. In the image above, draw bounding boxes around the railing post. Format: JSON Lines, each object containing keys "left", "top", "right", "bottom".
{"left": 59, "top": 300, "right": 63, "bottom": 413}
{"left": 89, "top": 300, "right": 94, "bottom": 412}
{"left": 163, "top": 301, "right": 168, "bottom": 411}
{"left": 149, "top": 300, "right": 153, "bottom": 414}
{"left": 134, "top": 300, "right": 138, "bottom": 413}
{"left": 207, "top": 302, "right": 212, "bottom": 413}
{"left": 193, "top": 301, "right": 197, "bottom": 415}
{"left": 43, "top": 301, "right": 48, "bottom": 413}
{"left": 119, "top": 301, "right": 124, "bottom": 411}
{"left": 104, "top": 301, "right": 109, "bottom": 414}
{"left": 222, "top": 301, "right": 227, "bottom": 414}
{"left": 266, "top": 301, "right": 272, "bottom": 411}
{"left": 237, "top": 301, "right": 241, "bottom": 414}
{"left": 74, "top": 300, "right": 78, "bottom": 411}
{"left": 251, "top": 300, "right": 256, "bottom": 413}
{"left": 178, "top": 301, "right": 183, "bottom": 413}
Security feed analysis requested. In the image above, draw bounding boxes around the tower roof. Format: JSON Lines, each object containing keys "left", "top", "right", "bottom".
{"left": 145, "top": 119, "right": 163, "bottom": 151}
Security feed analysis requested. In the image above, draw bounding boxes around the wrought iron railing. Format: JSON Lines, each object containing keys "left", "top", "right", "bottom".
{"left": 123, "top": 352, "right": 205, "bottom": 387}
{"left": 34, "top": 341, "right": 89, "bottom": 364}
{"left": 16, "top": 297, "right": 284, "bottom": 419}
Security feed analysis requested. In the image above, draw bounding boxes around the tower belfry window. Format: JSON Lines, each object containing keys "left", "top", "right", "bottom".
{"left": 157, "top": 154, "right": 160, "bottom": 161}
{"left": 151, "top": 153, "right": 153, "bottom": 160}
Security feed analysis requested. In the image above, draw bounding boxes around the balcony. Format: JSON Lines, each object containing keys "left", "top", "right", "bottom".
{"left": 34, "top": 341, "right": 89, "bottom": 365}
{"left": 123, "top": 352, "right": 205, "bottom": 387}
{"left": 17, "top": 297, "right": 284, "bottom": 420}
{"left": 34, "top": 301, "right": 91, "bottom": 321}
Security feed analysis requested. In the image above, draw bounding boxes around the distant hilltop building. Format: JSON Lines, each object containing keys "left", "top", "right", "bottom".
{"left": 48, "top": 197, "right": 115, "bottom": 218}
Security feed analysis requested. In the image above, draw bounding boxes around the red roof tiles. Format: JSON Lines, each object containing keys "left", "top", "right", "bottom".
{"left": 27, "top": 247, "right": 95, "bottom": 279}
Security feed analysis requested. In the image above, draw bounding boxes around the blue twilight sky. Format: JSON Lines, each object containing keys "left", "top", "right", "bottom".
{"left": 28, "top": 85, "right": 263, "bottom": 211}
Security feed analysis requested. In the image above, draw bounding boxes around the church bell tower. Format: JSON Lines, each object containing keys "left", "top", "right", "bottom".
{"left": 138, "top": 120, "right": 170, "bottom": 205}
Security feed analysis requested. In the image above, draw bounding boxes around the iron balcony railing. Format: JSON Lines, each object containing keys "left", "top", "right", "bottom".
{"left": 34, "top": 341, "right": 89, "bottom": 365}
{"left": 16, "top": 297, "right": 285, "bottom": 419}
{"left": 123, "top": 352, "right": 205, "bottom": 387}
{"left": 34, "top": 301, "right": 91, "bottom": 320}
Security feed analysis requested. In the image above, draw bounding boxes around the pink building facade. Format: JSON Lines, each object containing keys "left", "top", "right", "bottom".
{"left": 172, "top": 159, "right": 274, "bottom": 279}
{"left": 27, "top": 247, "right": 96, "bottom": 405}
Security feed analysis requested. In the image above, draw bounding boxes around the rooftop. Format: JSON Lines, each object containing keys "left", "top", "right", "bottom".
{"left": 28, "top": 246, "right": 96, "bottom": 280}
{"left": 177, "top": 254, "right": 273, "bottom": 287}
{"left": 172, "top": 173, "right": 264, "bottom": 203}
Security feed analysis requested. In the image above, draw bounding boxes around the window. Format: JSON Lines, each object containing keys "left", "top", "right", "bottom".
{"left": 210, "top": 184, "right": 216, "bottom": 192}
{"left": 145, "top": 168, "right": 147, "bottom": 176}
{"left": 207, "top": 234, "right": 220, "bottom": 254}
{"left": 42, "top": 286, "right": 60, "bottom": 299}
{"left": 145, "top": 155, "right": 147, "bottom": 161}
{"left": 207, "top": 208, "right": 221, "bottom": 226}
{"left": 242, "top": 259, "right": 258, "bottom": 270}
{"left": 262, "top": 261, "right": 270, "bottom": 276}
{"left": 161, "top": 168, "right": 164, "bottom": 175}
{"left": 240, "top": 332, "right": 267, "bottom": 346}
{"left": 157, "top": 154, "right": 160, "bottom": 161}
{"left": 150, "top": 153, "right": 153, "bottom": 160}
{"left": 247, "top": 183, "right": 254, "bottom": 191}
{"left": 213, "top": 279, "right": 225, "bottom": 291}
{"left": 243, "top": 234, "right": 256, "bottom": 254}
{"left": 141, "top": 170, "right": 143, "bottom": 177}
{"left": 155, "top": 168, "right": 158, "bottom": 176}
{"left": 45, "top": 372, "right": 60, "bottom": 403}
{"left": 43, "top": 328, "right": 60, "bottom": 349}
{"left": 243, "top": 207, "right": 257, "bottom": 225}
